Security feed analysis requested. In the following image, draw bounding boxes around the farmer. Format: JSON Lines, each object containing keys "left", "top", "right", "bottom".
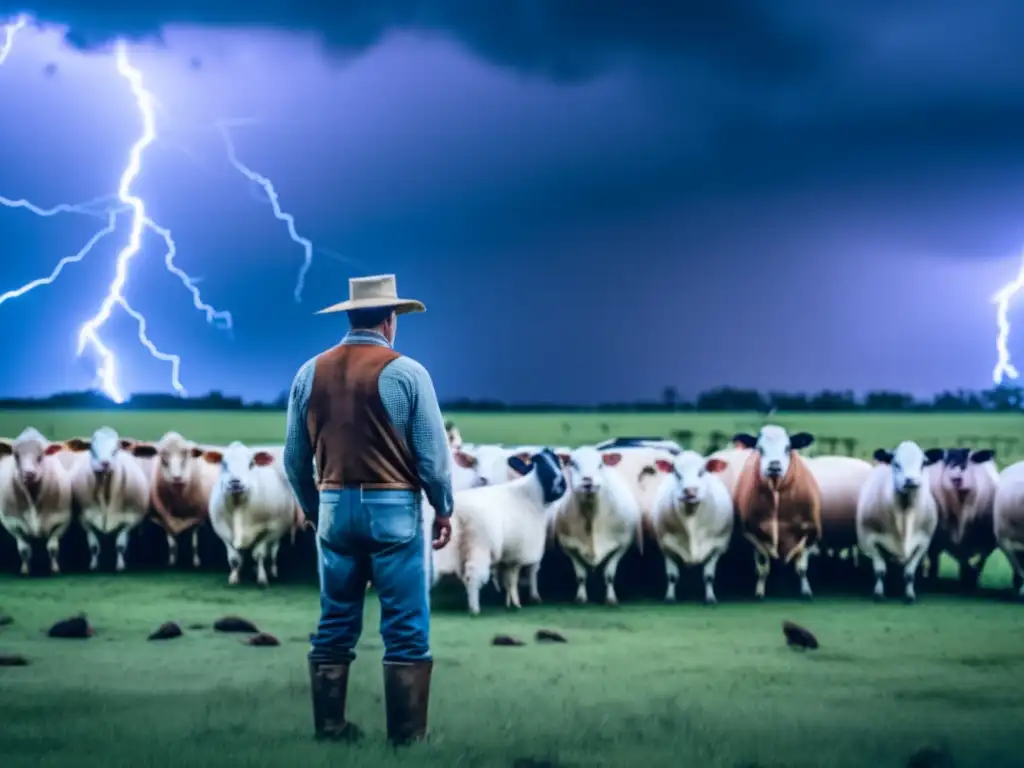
{"left": 283, "top": 273, "right": 453, "bottom": 746}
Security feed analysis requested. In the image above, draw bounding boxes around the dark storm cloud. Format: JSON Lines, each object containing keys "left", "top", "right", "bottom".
{"left": 6, "top": 1, "right": 1024, "bottom": 199}
{"left": 2, "top": 1, "right": 826, "bottom": 83}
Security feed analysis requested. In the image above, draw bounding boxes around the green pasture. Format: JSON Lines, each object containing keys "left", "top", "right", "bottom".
{"left": 1, "top": 572, "right": 1023, "bottom": 768}
{"left": 1, "top": 409, "right": 1022, "bottom": 462}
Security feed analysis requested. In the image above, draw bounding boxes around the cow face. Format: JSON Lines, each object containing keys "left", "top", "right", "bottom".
{"left": 154, "top": 432, "right": 204, "bottom": 489}
{"left": 451, "top": 448, "right": 487, "bottom": 490}
{"left": 663, "top": 451, "right": 728, "bottom": 508}
{"left": 4, "top": 427, "right": 63, "bottom": 487}
{"left": 874, "top": 441, "right": 944, "bottom": 497}
{"left": 509, "top": 448, "right": 567, "bottom": 504}
{"left": 934, "top": 447, "right": 994, "bottom": 502}
{"left": 733, "top": 425, "right": 814, "bottom": 486}
{"left": 561, "top": 446, "right": 622, "bottom": 496}
{"left": 203, "top": 441, "right": 275, "bottom": 499}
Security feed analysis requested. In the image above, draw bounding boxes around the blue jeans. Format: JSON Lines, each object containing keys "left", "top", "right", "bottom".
{"left": 309, "top": 488, "right": 431, "bottom": 664}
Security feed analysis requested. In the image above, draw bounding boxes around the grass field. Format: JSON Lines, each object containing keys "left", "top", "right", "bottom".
{"left": 1, "top": 409, "right": 1023, "bottom": 766}
{"left": 1, "top": 573, "right": 1023, "bottom": 768}
{"left": 2, "top": 409, "right": 1023, "bottom": 461}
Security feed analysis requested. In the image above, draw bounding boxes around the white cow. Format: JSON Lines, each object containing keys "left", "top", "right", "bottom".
{"left": 467, "top": 444, "right": 525, "bottom": 486}
{"left": 456, "top": 448, "right": 568, "bottom": 615}
{"left": 650, "top": 451, "right": 734, "bottom": 604}
{"left": 427, "top": 446, "right": 488, "bottom": 588}
{"left": 993, "top": 459, "right": 1024, "bottom": 600}
{"left": 806, "top": 455, "right": 873, "bottom": 562}
{"left": 857, "top": 441, "right": 944, "bottom": 603}
{"left": 0, "top": 427, "right": 73, "bottom": 574}
{"left": 203, "top": 441, "right": 298, "bottom": 586}
{"left": 551, "top": 446, "right": 643, "bottom": 606}
{"left": 64, "top": 427, "right": 152, "bottom": 572}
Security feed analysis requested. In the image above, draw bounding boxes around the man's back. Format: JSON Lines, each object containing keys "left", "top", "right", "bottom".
{"left": 281, "top": 275, "right": 453, "bottom": 747}
{"left": 307, "top": 342, "right": 420, "bottom": 491}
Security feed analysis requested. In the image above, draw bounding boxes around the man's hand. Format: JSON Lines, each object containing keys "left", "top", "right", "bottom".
{"left": 432, "top": 515, "right": 452, "bottom": 550}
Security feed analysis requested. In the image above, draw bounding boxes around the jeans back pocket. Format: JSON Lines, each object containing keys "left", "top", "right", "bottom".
{"left": 365, "top": 495, "right": 420, "bottom": 546}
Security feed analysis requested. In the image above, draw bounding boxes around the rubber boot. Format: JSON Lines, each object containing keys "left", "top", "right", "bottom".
{"left": 383, "top": 659, "right": 432, "bottom": 746}
{"left": 309, "top": 660, "right": 362, "bottom": 742}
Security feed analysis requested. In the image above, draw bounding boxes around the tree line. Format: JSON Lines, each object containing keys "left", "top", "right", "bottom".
{"left": 0, "top": 385, "right": 1021, "bottom": 412}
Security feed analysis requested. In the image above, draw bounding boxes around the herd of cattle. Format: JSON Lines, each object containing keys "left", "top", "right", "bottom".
{"left": 2, "top": 422, "right": 1024, "bottom": 613}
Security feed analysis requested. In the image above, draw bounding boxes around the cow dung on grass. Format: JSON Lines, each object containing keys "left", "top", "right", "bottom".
{"left": 149, "top": 622, "right": 183, "bottom": 641}
{"left": 47, "top": 614, "right": 93, "bottom": 639}
{"left": 492, "top": 634, "right": 525, "bottom": 647}
{"left": 244, "top": 632, "right": 280, "bottom": 646}
{"left": 214, "top": 616, "right": 259, "bottom": 633}
{"left": 535, "top": 629, "right": 567, "bottom": 643}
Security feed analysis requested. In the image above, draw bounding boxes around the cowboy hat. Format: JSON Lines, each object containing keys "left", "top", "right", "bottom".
{"left": 314, "top": 274, "right": 425, "bottom": 315}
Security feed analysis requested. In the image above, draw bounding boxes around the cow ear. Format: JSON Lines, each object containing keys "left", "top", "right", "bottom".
{"left": 873, "top": 449, "right": 893, "bottom": 464}
{"left": 119, "top": 439, "right": 135, "bottom": 451}
{"left": 969, "top": 449, "right": 995, "bottom": 464}
{"left": 65, "top": 438, "right": 91, "bottom": 452}
{"left": 0, "top": 440, "right": 11, "bottom": 457}
{"left": 704, "top": 458, "right": 727, "bottom": 473}
{"left": 453, "top": 451, "right": 477, "bottom": 469}
{"left": 601, "top": 452, "right": 622, "bottom": 467}
{"left": 653, "top": 459, "right": 674, "bottom": 473}
{"left": 202, "top": 450, "right": 223, "bottom": 464}
{"left": 732, "top": 433, "right": 757, "bottom": 449}
{"left": 557, "top": 453, "right": 571, "bottom": 467}
{"left": 507, "top": 456, "right": 531, "bottom": 475}
{"left": 44, "top": 443, "right": 64, "bottom": 456}
{"left": 253, "top": 451, "right": 275, "bottom": 467}
{"left": 923, "top": 448, "right": 945, "bottom": 466}
{"left": 190, "top": 446, "right": 205, "bottom": 458}
{"left": 789, "top": 432, "right": 814, "bottom": 450}
{"left": 131, "top": 443, "right": 158, "bottom": 458}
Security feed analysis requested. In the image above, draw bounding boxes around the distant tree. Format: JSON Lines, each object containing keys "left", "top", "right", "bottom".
{"left": 661, "top": 386, "right": 679, "bottom": 411}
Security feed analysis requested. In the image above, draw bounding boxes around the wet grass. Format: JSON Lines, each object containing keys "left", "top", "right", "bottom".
{"left": 1, "top": 572, "right": 1022, "bottom": 768}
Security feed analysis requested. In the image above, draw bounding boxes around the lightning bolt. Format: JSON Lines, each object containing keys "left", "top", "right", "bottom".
{"left": 992, "top": 250, "right": 1024, "bottom": 384}
{"left": 216, "top": 119, "right": 314, "bottom": 302}
{"left": 74, "top": 42, "right": 193, "bottom": 403}
{"left": 1, "top": 23, "right": 232, "bottom": 403}
{"left": 0, "top": 13, "right": 26, "bottom": 65}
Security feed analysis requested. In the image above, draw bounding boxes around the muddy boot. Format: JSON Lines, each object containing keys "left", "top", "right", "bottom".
{"left": 383, "top": 659, "right": 432, "bottom": 746}
{"left": 309, "top": 660, "right": 362, "bottom": 742}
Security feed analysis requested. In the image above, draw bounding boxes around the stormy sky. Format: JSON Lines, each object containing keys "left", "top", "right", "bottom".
{"left": 1, "top": 2, "right": 1023, "bottom": 404}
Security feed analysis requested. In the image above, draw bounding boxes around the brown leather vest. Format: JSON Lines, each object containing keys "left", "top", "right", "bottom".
{"left": 306, "top": 342, "right": 420, "bottom": 491}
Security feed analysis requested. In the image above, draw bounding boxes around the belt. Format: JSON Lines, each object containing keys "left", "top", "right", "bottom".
{"left": 318, "top": 482, "right": 417, "bottom": 491}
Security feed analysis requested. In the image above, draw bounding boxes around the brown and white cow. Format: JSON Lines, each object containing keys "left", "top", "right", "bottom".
{"left": 732, "top": 426, "right": 821, "bottom": 599}
{"left": 132, "top": 431, "right": 219, "bottom": 567}
{"left": 925, "top": 448, "right": 1000, "bottom": 590}
{"left": 64, "top": 427, "right": 153, "bottom": 572}
{"left": 0, "top": 427, "right": 73, "bottom": 574}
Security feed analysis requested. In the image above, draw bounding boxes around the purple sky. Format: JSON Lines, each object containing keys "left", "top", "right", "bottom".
{"left": 1, "top": 6, "right": 1023, "bottom": 403}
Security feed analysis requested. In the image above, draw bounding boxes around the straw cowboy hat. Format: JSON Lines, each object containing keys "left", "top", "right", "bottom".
{"left": 315, "top": 274, "right": 425, "bottom": 315}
